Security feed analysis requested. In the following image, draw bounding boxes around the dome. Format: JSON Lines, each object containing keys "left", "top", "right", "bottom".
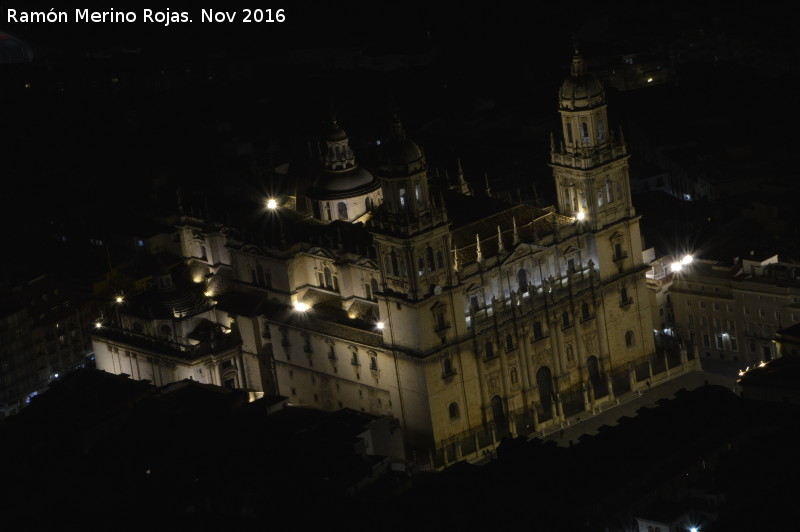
{"left": 308, "top": 166, "right": 380, "bottom": 200}
{"left": 559, "top": 51, "right": 605, "bottom": 110}
{"left": 374, "top": 115, "right": 426, "bottom": 176}
{"left": 326, "top": 119, "right": 348, "bottom": 142}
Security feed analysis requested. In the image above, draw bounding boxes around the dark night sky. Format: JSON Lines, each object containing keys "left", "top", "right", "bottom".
{"left": 1, "top": 1, "right": 798, "bottom": 273}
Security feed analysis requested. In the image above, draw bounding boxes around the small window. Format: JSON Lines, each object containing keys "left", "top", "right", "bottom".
{"left": 625, "top": 330, "right": 634, "bottom": 347}
{"left": 566, "top": 122, "right": 573, "bottom": 144}
{"left": 510, "top": 368, "right": 518, "bottom": 385}
{"left": 621, "top": 286, "right": 630, "bottom": 304}
{"left": 581, "top": 122, "right": 589, "bottom": 143}
{"left": 581, "top": 302, "right": 590, "bottom": 321}
{"left": 443, "top": 357, "right": 454, "bottom": 376}
{"left": 533, "top": 321, "right": 543, "bottom": 339}
{"left": 448, "top": 402, "right": 459, "bottom": 419}
{"left": 562, "top": 311, "right": 570, "bottom": 328}
{"left": 505, "top": 334, "right": 514, "bottom": 351}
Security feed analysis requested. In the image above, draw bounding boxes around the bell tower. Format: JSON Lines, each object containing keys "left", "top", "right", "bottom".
{"left": 367, "top": 112, "right": 465, "bottom": 353}
{"left": 550, "top": 48, "right": 635, "bottom": 233}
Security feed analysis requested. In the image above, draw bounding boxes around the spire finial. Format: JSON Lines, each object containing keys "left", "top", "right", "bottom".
{"left": 484, "top": 172, "right": 492, "bottom": 197}
{"left": 571, "top": 45, "right": 585, "bottom": 77}
{"left": 391, "top": 107, "right": 406, "bottom": 141}
{"left": 456, "top": 158, "right": 471, "bottom": 195}
{"left": 497, "top": 225, "right": 505, "bottom": 254}
{"left": 513, "top": 216, "right": 520, "bottom": 244}
{"left": 453, "top": 245, "right": 459, "bottom": 272}
{"left": 476, "top": 234, "right": 483, "bottom": 263}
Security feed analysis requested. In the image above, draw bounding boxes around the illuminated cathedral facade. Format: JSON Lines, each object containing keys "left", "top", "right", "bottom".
{"left": 93, "top": 50, "right": 673, "bottom": 466}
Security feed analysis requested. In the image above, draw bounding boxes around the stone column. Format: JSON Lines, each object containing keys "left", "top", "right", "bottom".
{"left": 664, "top": 352, "right": 671, "bottom": 377}
{"left": 606, "top": 373, "right": 615, "bottom": 401}
{"left": 582, "top": 382, "right": 591, "bottom": 412}
{"left": 628, "top": 363, "right": 636, "bottom": 391}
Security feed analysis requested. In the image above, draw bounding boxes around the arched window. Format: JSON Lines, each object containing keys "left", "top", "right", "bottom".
{"left": 448, "top": 402, "right": 459, "bottom": 419}
{"left": 581, "top": 302, "right": 590, "bottom": 321}
{"left": 562, "top": 311, "right": 571, "bottom": 329}
{"left": 443, "top": 357, "right": 453, "bottom": 376}
{"left": 337, "top": 202, "right": 348, "bottom": 220}
{"left": 566, "top": 345, "right": 574, "bottom": 362}
{"left": 390, "top": 250, "right": 399, "bottom": 276}
{"left": 581, "top": 122, "right": 589, "bottom": 143}
{"left": 324, "top": 267, "right": 333, "bottom": 289}
{"left": 399, "top": 188, "right": 407, "bottom": 208}
{"left": 427, "top": 247, "right": 435, "bottom": 272}
{"left": 518, "top": 268, "right": 528, "bottom": 292}
{"left": 625, "top": 330, "right": 634, "bottom": 347}
{"left": 510, "top": 367, "right": 518, "bottom": 385}
{"left": 587, "top": 355, "right": 602, "bottom": 387}
{"left": 566, "top": 122, "right": 573, "bottom": 144}
{"left": 506, "top": 334, "right": 514, "bottom": 351}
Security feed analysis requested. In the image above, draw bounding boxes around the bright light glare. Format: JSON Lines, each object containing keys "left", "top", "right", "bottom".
{"left": 670, "top": 261, "right": 683, "bottom": 273}
{"left": 95, "top": 322, "right": 102, "bottom": 328}
{"left": 681, "top": 254, "right": 693, "bottom": 265}
{"left": 690, "top": 528, "right": 698, "bottom": 532}
{"left": 266, "top": 198, "right": 278, "bottom": 210}
{"left": 576, "top": 211, "right": 586, "bottom": 221}
{"left": 376, "top": 321, "right": 385, "bottom": 330}
{"left": 293, "top": 301, "right": 309, "bottom": 312}
{"left": 759, "top": 361, "right": 766, "bottom": 367}
{"left": 115, "top": 296, "right": 123, "bottom": 303}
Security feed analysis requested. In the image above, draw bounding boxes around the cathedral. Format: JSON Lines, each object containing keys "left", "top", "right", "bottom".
{"left": 92, "top": 49, "right": 664, "bottom": 466}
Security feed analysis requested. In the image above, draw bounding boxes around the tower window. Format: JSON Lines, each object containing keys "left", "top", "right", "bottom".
{"left": 533, "top": 321, "right": 543, "bottom": 339}
{"left": 485, "top": 342, "right": 494, "bottom": 359}
{"left": 399, "top": 188, "right": 406, "bottom": 208}
{"left": 606, "top": 182, "right": 614, "bottom": 203}
{"left": 581, "top": 122, "right": 589, "bottom": 143}
{"left": 566, "top": 122, "right": 573, "bottom": 144}
{"left": 597, "top": 119, "right": 605, "bottom": 140}
{"left": 581, "top": 302, "right": 590, "bottom": 321}
{"left": 337, "top": 202, "right": 348, "bottom": 220}
{"left": 448, "top": 402, "right": 459, "bottom": 419}
{"left": 415, "top": 184, "right": 423, "bottom": 203}
{"left": 418, "top": 258, "right": 425, "bottom": 276}
{"left": 437, "top": 250, "right": 444, "bottom": 270}
{"left": 562, "top": 311, "right": 571, "bottom": 329}
{"left": 324, "top": 267, "right": 333, "bottom": 289}
{"left": 391, "top": 251, "right": 399, "bottom": 276}
{"left": 427, "top": 247, "right": 435, "bottom": 272}
{"left": 597, "top": 189, "right": 604, "bottom": 207}
{"left": 506, "top": 334, "right": 514, "bottom": 351}
{"left": 625, "top": 330, "right": 634, "bottom": 347}
{"left": 443, "top": 357, "right": 454, "bottom": 376}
